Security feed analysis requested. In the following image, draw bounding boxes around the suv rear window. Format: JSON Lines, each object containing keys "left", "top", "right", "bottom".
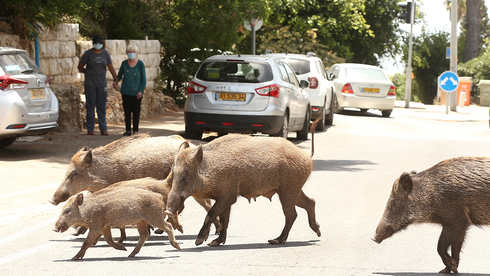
{"left": 196, "top": 61, "right": 273, "bottom": 83}
{"left": 284, "top": 59, "right": 310, "bottom": 75}
{"left": 0, "top": 53, "right": 42, "bottom": 75}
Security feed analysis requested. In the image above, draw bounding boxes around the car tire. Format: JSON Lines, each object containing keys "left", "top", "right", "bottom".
{"left": 381, "top": 110, "right": 392, "bottom": 117}
{"left": 297, "top": 109, "right": 310, "bottom": 140}
{"left": 273, "top": 114, "right": 289, "bottom": 139}
{"left": 0, "top": 137, "right": 16, "bottom": 149}
{"left": 316, "top": 105, "right": 326, "bottom": 131}
{"left": 324, "top": 95, "right": 334, "bottom": 126}
{"left": 333, "top": 94, "right": 343, "bottom": 114}
{"left": 184, "top": 126, "right": 203, "bottom": 140}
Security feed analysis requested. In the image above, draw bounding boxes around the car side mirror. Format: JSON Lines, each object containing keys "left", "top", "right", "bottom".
{"left": 299, "top": 80, "right": 309, "bottom": 89}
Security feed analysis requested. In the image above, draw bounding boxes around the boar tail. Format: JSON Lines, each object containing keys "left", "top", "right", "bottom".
{"left": 309, "top": 118, "right": 320, "bottom": 157}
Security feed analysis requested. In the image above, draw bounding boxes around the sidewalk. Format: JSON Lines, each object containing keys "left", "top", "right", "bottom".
{"left": 394, "top": 100, "right": 489, "bottom": 122}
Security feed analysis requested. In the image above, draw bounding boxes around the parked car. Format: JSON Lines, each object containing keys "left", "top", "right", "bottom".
{"left": 326, "top": 63, "right": 396, "bottom": 117}
{"left": 263, "top": 51, "right": 335, "bottom": 130}
{"left": 184, "top": 54, "right": 311, "bottom": 140}
{"left": 0, "top": 47, "right": 59, "bottom": 148}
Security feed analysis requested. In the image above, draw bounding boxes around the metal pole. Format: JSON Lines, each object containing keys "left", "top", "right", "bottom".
{"left": 252, "top": 24, "right": 255, "bottom": 55}
{"left": 449, "top": 0, "right": 458, "bottom": 111}
{"left": 404, "top": 1, "right": 415, "bottom": 108}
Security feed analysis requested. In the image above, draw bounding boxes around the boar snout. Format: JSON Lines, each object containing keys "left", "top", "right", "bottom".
{"left": 50, "top": 192, "right": 70, "bottom": 206}
{"left": 53, "top": 222, "right": 69, "bottom": 233}
{"left": 372, "top": 224, "right": 394, "bottom": 244}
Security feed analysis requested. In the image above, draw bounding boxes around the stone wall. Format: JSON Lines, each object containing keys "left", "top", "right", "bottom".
{"left": 0, "top": 24, "right": 179, "bottom": 133}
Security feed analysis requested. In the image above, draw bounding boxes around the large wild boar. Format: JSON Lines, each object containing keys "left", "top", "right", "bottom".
{"left": 53, "top": 187, "right": 180, "bottom": 260}
{"left": 165, "top": 133, "right": 321, "bottom": 247}
{"left": 372, "top": 157, "right": 490, "bottom": 274}
{"left": 49, "top": 134, "right": 221, "bottom": 233}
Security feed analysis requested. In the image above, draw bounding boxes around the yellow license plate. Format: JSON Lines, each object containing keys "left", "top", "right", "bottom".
{"left": 362, "top": 87, "right": 379, "bottom": 93}
{"left": 29, "top": 89, "right": 46, "bottom": 100}
{"left": 217, "top": 92, "right": 246, "bottom": 101}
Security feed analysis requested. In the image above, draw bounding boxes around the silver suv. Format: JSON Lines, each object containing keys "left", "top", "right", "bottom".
{"left": 263, "top": 52, "right": 335, "bottom": 131}
{"left": 184, "top": 54, "right": 311, "bottom": 140}
{"left": 0, "top": 47, "right": 59, "bottom": 148}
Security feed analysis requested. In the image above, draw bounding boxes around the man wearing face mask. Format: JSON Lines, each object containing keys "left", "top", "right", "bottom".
{"left": 78, "top": 34, "right": 118, "bottom": 136}
{"left": 114, "top": 43, "right": 146, "bottom": 136}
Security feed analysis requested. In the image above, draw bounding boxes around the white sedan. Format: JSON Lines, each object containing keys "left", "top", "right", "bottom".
{"left": 327, "top": 63, "right": 396, "bottom": 117}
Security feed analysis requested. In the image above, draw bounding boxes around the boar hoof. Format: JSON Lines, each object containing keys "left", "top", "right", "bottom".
{"left": 154, "top": 229, "right": 164, "bottom": 234}
{"left": 170, "top": 241, "right": 181, "bottom": 250}
{"left": 207, "top": 238, "right": 224, "bottom": 247}
{"left": 195, "top": 237, "right": 204, "bottom": 246}
{"left": 268, "top": 238, "right": 286, "bottom": 245}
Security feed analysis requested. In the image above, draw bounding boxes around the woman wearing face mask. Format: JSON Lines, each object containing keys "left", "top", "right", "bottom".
{"left": 78, "top": 34, "right": 118, "bottom": 136}
{"left": 114, "top": 44, "right": 146, "bottom": 136}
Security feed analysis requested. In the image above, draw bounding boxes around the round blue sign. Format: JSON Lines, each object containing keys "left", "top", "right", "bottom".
{"left": 439, "top": 71, "right": 459, "bottom": 92}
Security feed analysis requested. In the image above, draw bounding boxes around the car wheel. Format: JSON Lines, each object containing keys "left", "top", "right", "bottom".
{"left": 324, "top": 96, "right": 334, "bottom": 126}
{"left": 0, "top": 137, "right": 16, "bottom": 149}
{"left": 381, "top": 110, "right": 392, "bottom": 117}
{"left": 360, "top": 109, "right": 368, "bottom": 113}
{"left": 297, "top": 109, "right": 310, "bottom": 140}
{"left": 315, "top": 105, "right": 326, "bottom": 131}
{"left": 273, "top": 114, "right": 289, "bottom": 139}
{"left": 333, "top": 94, "right": 343, "bottom": 114}
{"left": 184, "top": 126, "right": 203, "bottom": 140}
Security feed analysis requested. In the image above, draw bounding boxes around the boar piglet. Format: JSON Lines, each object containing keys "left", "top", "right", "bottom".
{"left": 54, "top": 187, "right": 180, "bottom": 260}
{"left": 165, "top": 134, "right": 321, "bottom": 247}
{"left": 373, "top": 157, "right": 490, "bottom": 274}
{"left": 50, "top": 134, "right": 221, "bottom": 236}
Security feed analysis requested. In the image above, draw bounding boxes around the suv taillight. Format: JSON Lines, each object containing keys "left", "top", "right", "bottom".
{"left": 388, "top": 85, "right": 396, "bottom": 96}
{"left": 341, "top": 83, "right": 353, "bottom": 94}
{"left": 255, "top": 84, "right": 280, "bottom": 98}
{"left": 0, "top": 74, "right": 28, "bottom": 91}
{"left": 308, "top": 76, "right": 318, "bottom": 89}
{"left": 187, "top": 81, "right": 207, "bottom": 94}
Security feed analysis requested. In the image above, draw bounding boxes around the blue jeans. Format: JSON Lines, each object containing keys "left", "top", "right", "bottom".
{"left": 85, "top": 86, "right": 107, "bottom": 133}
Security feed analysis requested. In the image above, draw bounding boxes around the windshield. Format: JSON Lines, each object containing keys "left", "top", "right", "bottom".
{"left": 0, "top": 52, "right": 42, "bottom": 75}
{"left": 196, "top": 61, "right": 273, "bottom": 83}
{"left": 344, "top": 67, "right": 388, "bottom": 81}
{"left": 284, "top": 59, "right": 310, "bottom": 75}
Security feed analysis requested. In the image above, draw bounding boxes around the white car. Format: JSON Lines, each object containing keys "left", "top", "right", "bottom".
{"left": 327, "top": 63, "right": 396, "bottom": 117}
{"left": 184, "top": 54, "right": 311, "bottom": 140}
{"left": 0, "top": 47, "right": 59, "bottom": 148}
{"left": 264, "top": 52, "right": 335, "bottom": 130}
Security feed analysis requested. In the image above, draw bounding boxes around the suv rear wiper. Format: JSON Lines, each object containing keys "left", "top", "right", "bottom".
{"left": 21, "top": 69, "right": 34, "bottom": 74}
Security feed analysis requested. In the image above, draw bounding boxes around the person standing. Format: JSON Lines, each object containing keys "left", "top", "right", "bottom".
{"left": 114, "top": 44, "right": 146, "bottom": 136}
{"left": 78, "top": 34, "right": 118, "bottom": 136}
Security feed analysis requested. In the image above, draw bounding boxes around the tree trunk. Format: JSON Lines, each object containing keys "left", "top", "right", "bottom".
{"left": 463, "top": 0, "right": 481, "bottom": 62}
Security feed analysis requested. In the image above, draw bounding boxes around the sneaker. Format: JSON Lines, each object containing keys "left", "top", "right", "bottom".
{"left": 123, "top": 131, "right": 131, "bottom": 136}
{"left": 87, "top": 131, "right": 94, "bottom": 135}
{"left": 101, "top": 131, "right": 109, "bottom": 136}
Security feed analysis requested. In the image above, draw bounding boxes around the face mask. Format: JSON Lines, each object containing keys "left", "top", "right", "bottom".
{"left": 128, "top": 53, "right": 137, "bottom": 60}
{"left": 94, "top": 43, "right": 103, "bottom": 50}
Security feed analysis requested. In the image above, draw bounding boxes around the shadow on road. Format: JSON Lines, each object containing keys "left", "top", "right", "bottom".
{"left": 373, "top": 272, "right": 490, "bottom": 276}
{"left": 313, "top": 159, "right": 377, "bottom": 172}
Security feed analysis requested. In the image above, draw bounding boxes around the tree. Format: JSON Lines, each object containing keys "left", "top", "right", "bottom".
{"left": 463, "top": 0, "right": 481, "bottom": 62}
{"left": 406, "top": 31, "right": 450, "bottom": 104}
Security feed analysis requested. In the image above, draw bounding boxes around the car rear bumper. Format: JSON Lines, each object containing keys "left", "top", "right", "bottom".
{"left": 0, "top": 90, "right": 59, "bottom": 138}
{"left": 185, "top": 112, "right": 284, "bottom": 134}
{"left": 338, "top": 94, "right": 395, "bottom": 110}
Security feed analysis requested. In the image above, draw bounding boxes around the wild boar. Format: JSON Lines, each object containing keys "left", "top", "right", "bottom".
{"left": 165, "top": 133, "right": 321, "bottom": 247}
{"left": 372, "top": 157, "right": 490, "bottom": 274}
{"left": 53, "top": 187, "right": 180, "bottom": 260}
{"left": 49, "top": 134, "right": 221, "bottom": 234}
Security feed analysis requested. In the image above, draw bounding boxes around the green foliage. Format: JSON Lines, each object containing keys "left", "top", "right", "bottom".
{"left": 247, "top": 25, "right": 344, "bottom": 67}
{"left": 458, "top": 44, "right": 490, "bottom": 85}
{"left": 404, "top": 30, "right": 450, "bottom": 104}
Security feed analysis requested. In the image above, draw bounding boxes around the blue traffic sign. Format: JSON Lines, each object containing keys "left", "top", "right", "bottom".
{"left": 439, "top": 71, "right": 459, "bottom": 92}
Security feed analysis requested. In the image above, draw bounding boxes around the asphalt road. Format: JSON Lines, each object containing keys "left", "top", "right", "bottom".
{"left": 1, "top": 105, "right": 490, "bottom": 276}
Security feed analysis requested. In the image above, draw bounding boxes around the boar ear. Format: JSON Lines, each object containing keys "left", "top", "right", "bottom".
{"left": 194, "top": 145, "right": 203, "bottom": 162}
{"left": 80, "top": 146, "right": 89, "bottom": 152}
{"left": 178, "top": 141, "right": 190, "bottom": 153}
{"left": 399, "top": 173, "right": 413, "bottom": 194}
{"left": 82, "top": 150, "right": 93, "bottom": 167}
{"left": 76, "top": 193, "right": 84, "bottom": 206}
